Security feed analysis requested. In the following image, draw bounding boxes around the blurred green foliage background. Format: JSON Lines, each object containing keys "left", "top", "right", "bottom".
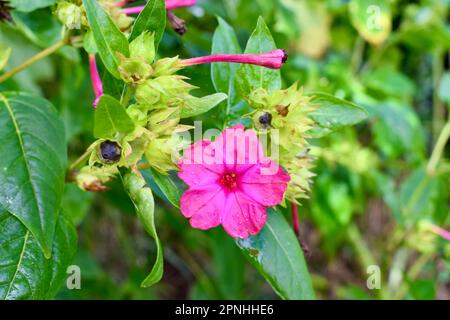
{"left": 1, "top": 0, "right": 449, "bottom": 299}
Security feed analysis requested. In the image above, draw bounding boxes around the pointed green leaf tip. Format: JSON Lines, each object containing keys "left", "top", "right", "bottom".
{"left": 123, "top": 170, "right": 164, "bottom": 287}
{"left": 236, "top": 16, "right": 282, "bottom": 96}
{"left": 83, "top": 0, "right": 129, "bottom": 79}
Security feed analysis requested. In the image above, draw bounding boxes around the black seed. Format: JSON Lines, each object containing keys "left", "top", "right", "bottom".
{"left": 100, "top": 140, "right": 121, "bottom": 163}
{"left": 258, "top": 112, "right": 272, "bottom": 128}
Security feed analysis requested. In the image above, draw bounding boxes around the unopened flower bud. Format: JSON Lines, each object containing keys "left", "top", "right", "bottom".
{"left": 118, "top": 54, "right": 153, "bottom": 84}
{"left": 56, "top": 1, "right": 86, "bottom": 30}
{"left": 129, "top": 31, "right": 155, "bottom": 62}
{"left": 147, "top": 107, "right": 180, "bottom": 135}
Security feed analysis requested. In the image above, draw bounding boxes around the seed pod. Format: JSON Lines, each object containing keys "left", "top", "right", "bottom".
{"left": 258, "top": 112, "right": 272, "bottom": 129}
{"left": 100, "top": 140, "right": 122, "bottom": 163}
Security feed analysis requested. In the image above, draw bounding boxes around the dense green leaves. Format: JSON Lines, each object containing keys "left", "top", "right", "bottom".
{"left": 83, "top": 0, "right": 129, "bottom": 78}
{"left": 236, "top": 17, "right": 281, "bottom": 97}
{"left": 129, "top": 0, "right": 166, "bottom": 48}
{"left": 0, "top": 209, "right": 77, "bottom": 300}
{"left": 0, "top": 92, "right": 67, "bottom": 257}
{"left": 211, "top": 17, "right": 241, "bottom": 107}
{"left": 308, "top": 93, "right": 368, "bottom": 137}
{"left": 181, "top": 93, "right": 228, "bottom": 118}
{"left": 93, "top": 94, "right": 135, "bottom": 139}
{"left": 349, "top": 0, "right": 392, "bottom": 45}
{"left": 123, "top": 171, "right": 163, "bottom": 287}
{"left": 236, "top": 209, "right": 315, "bottom": 300}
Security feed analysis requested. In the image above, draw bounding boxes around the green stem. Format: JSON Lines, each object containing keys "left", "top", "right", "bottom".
{"left": 427, "top": 120, "right": 450, "bottom": 175}
{"left": 393, "top": 252, "right": 434, "bottom": 300}
{"left": 432, "top": 50, "right": 445, "bottom": 143}
{"left": 0, "top": 39, "right": 67, "bottom": 83}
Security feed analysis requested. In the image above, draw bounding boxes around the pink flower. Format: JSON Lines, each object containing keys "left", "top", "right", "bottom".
{"left": 178, "top": 125, "right": 290, "bottom": 238}
{"left": 179, "top": 49, "right": 288, "bottom": 69}
{"left": 119, "top": 0, "right": 196, "bottom": 15}
{"left": 89, "top": 54, "right": 103, "bottom": 108}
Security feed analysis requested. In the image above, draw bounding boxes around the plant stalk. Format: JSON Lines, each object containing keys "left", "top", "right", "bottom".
{"left": 0, "top": 39, "right": 67, "bottom": 83}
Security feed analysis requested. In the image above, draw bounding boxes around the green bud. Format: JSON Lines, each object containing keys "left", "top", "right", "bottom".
{"left": 118, "top": 54, "right": 153, "bottom": 84}
{"left": 130, "top": 31, "right": 155, "bottom": 63}
{"left": 107, "top": 6, "right": 134, "bottom": 30}
{"left": 76, "top": 166, "right": 115, "bottom": 192}
{"left": 147, "top": 107, "right": 180, "bottom": 135}
{"left": 248, "top": 88, "right": 268, "bottom": 109}
{"left": 145, "top": 137, "right": 178, "bottom": 173}
{"left": 56, "top": 1, "right": 87, "bottom": 30}
{"left": 135, "top": 80, "right": 161, "bottom": 105}
{"left": 135, "top": 76, "right": 194, "bottom": 105}
{"left": 127, "top": 104, "right": 148, "bottom": 126}
{"left": 152, "top": 57, "right": 182, "bottom": 77}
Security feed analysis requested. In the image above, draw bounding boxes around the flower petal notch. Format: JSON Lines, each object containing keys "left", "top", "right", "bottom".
{"left": 178, "top": 125, "right": 290, "bottom": 238}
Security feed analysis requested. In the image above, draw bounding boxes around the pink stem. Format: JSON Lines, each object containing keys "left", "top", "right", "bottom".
{"left": 179, "top": 50, "right": 288, "bottom": 69}
{"left": 120, "top": 0, "right": 196, "bottom": 14}
{"left": 291, "top": 203, "right": 300, "bottom": 238}
{"left": 89, "top": 54, "right": 103, "bottom": 108}
{"left": 166, "top": 0, "right": 196, "bottom": 10}
{"left": 429, "top": 224, "right": 450, "bottom": 242}
{"left": 121, "top": 5, "right": 144, "bottom": 15}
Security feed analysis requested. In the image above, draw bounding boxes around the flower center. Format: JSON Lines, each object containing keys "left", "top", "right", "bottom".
{"left": 220, "top": 172, "right": 238, "bottom": 189}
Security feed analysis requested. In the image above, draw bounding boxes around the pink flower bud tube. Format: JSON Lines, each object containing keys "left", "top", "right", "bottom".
{"left": 120, "top": 0, "right": 196, "bottom": 15}
{"left": 429, "top": 224, "right": 450, "bottom": 242}
{"left": 179, "top": 49, "right": 288, "bottom": 69}
{"left": 89, "top": 54, "right": 103, "bottom": 108}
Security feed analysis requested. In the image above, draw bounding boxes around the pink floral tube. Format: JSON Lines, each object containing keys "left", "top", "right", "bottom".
{"left": 179, "top": 50, "right": 288, "bottom": 69}
{"left": 89, "top": 54, "right": 103, "bottom": 108}
{"left": 118, "top": 0, "right": 196, "bottom": 15}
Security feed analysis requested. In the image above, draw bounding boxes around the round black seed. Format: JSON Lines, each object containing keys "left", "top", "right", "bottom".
{"left": 258, "top": 112, "right": 272, "bottom": 128}
{"left": 100, "top": 140, "right": 121, "bottom": 163}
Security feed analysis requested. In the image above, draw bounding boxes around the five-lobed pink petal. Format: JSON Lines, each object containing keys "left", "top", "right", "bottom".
{"left": 178, "top": 125, "right": 290, "bottom": 238}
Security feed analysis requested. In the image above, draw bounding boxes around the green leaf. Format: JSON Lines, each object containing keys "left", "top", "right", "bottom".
{"left": 308, "top": 93, "right": 368, "bottom": 138}
{"left": 148, "top": 169, "right": 181, "bottom": 208}
{"left": 349, "top": 0, "right": 391, "bottom": 46}
{"left": 93, "top": 94, "right": 135, "bottom": 139}
{"left": 236, "top": 17, "right": 281, "bottom": 97}
{"left": 11, "top": 9, "right": 61, "bottom": 48}
{"left": 9, "top": 0, "right": 55, "bottom": 12}
{"left": 236, "top": 209, "right": 315, "bottom": 299}
{"left": 0, "top": 45, "right": 11, "bottom": 71}
{"left": 0, "top": 209, "right": 77, "bottom": 300}
{"left": 123, "top": 171, "right": 163, "bottom": 287}
{"left": 181, "top": 93, "right": 228, "bottom": 118}
{"left": 0, "top": 92, "right": 67, "bottom": 257}
{"left": 83, "top": 0, "right": 129, "bottom": 79}
{"left": 129, "top": 0, "right": 166, "bottom": 49}
{"left": 211, "top": 17, "right": 241, "bottom": 105}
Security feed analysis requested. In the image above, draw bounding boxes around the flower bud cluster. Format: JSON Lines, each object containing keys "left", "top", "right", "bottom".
{"left": 247, "top": 83, "right": 316, "bottom": 202}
